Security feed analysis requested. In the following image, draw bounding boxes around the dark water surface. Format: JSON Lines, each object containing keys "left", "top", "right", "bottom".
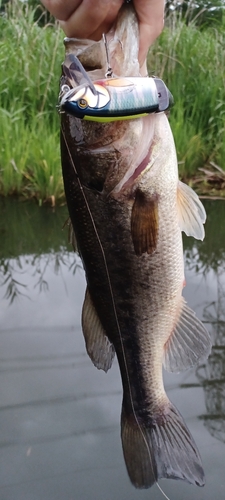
{"left": 0, "top": 198, "right": 225, "bottom": 500}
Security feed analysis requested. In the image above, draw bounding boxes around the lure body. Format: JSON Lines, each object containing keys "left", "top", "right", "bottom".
{"left": 59, "top": 55, "right": 173, "bottom": 122}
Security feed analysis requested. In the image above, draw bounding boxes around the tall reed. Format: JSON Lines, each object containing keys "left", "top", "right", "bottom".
{"left": 0, "top": 1, "right": 64, "bottom": 202}
{"left": 148, "top": 13, "right": 225, "bottom": 178}
{"left": 0, "top": 1, "right": 224, "bottom": 202}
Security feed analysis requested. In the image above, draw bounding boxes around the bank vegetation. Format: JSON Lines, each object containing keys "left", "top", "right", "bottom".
{"left": 0, "top": 1, "right": 224, "bottom": 204}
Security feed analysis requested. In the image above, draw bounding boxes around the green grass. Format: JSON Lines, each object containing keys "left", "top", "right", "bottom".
{"left": 0, "top": 1, "right": 225, "bottom": 202}
{"left": 0, "top": 1, "right": 64, "bottom": 203}
{"left": 148, "top": 15, "right": 225, "bottom": 178}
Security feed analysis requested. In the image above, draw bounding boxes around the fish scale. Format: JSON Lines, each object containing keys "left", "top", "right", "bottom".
{"left": 60, "top": 3, "right": 212, "bottom": 492}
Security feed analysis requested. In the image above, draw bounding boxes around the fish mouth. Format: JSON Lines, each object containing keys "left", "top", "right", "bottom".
{"left": 120, "top": 146, "right": 153, "bottom": 191}
{"left": 113, "top": 142, "right": 155, "bottom": 195}
{"left": 111, "top": 114, "right": 158, "bottom": 195}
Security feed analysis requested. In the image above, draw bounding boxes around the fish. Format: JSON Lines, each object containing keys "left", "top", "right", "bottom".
{"left": 59, "top": 4, "right": 212, "bottom": 491}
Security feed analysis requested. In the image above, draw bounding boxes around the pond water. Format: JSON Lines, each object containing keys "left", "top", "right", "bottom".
{"left": 0, "top": 198, "right": 225, "bottom": 500}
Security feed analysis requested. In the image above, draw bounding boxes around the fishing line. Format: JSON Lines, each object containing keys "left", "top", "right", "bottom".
{"left": 61, "top": 126, "right": 171, "bottom": 500}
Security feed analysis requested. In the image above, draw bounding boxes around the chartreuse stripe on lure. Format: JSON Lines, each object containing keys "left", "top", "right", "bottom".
{"left": 59, "top": 54, "right": 173, "bottom": 122}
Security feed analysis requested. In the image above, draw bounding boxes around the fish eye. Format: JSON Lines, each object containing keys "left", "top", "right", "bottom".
{"left": 78, "top": 98, "right": 88, "bottom": 109}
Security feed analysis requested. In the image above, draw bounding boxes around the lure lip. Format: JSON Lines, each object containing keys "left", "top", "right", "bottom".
{"left": 154, "top": 78, "right": 174, "bottom": 112}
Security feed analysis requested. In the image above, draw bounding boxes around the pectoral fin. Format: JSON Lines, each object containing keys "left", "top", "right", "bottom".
{"left": 163, "top": 296, "right": 212, "bottom": 373}
{"left": 177, "top": 181, "right": 206, "bottom": 240}
{"left": 82, "top": 288, "right": 115, "bottom": 372}
{"left": 131, "top": 189, "right": 159, "bottom": 256}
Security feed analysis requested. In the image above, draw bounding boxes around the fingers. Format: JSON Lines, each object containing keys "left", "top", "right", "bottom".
{"left": 41, "top": 0, "right": 81, "bottom": 21}
{"left": 42, "top": 0, "right": 124, "bottom": 40}
{"left": 41, "top": 0, "right": 165, "bottom": 65}
{"left": 133, "top": 0, "right": 165, "bottom": 66}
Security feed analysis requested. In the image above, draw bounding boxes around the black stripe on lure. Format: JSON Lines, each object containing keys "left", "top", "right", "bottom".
{"left": 59, "top": 53, "right": 173, "bottom": 123}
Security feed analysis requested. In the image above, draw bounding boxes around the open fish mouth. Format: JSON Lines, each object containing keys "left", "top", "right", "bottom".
{"left": 112, "top": 114, "right": 159, "bottom": 194}
{"left": 114, "top": 140, "right": 158, "bottom": 193}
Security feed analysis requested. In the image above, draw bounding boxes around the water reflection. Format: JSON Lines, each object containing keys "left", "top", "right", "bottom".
{"left": 184, "top": 201, "right": 225, "bottom": 273}
{"left": 0, "top": 198, "right": 79, "bottom": 302}
{"left": 1, "top": 198, "right": 225, "bottom": 499}
{"left": 196, "top": 263, "right": 225, "bottom": 442}
{"left": 182, "top": 201, "right": 225, "bottom": 443}
{"left": 0, "top": 252, "right": 80, "bottom": 303}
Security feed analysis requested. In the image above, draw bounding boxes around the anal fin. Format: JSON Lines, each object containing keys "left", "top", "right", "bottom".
{"left": 163, "top": 296, "right": 212, "bottom": 373}
{"left": 82, "top": 288, "right": 115, "bottom": 372}
{"left": 131, "top": 189, "right": 159, "bottom": 256}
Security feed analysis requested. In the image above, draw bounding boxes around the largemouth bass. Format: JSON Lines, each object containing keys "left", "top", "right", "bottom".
{"left": 60, "top": 4, "right": 211, "bottom": 490}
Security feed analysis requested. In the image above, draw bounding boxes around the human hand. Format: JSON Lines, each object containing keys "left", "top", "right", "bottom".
{"left": 133, "top": 0, "right": 164, "bottom": 67}
{"left": 41, "top": 0, "right": 164, "bottom": 67}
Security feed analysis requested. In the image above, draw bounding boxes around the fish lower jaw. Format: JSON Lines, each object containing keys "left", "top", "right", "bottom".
{"left": 113, "top": 153, "right": 152, "bottom": 195}
{"left": 112, "top": 133, "right": 159, "bottom": 195}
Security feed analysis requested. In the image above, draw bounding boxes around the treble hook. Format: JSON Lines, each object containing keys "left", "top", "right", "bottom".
{"left": 103, "top": 34, "right": 113, "bottom": 78}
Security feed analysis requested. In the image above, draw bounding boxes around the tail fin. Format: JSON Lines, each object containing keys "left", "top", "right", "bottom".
{"left": 121, "top": 402, "right": 205, "bottom": 489}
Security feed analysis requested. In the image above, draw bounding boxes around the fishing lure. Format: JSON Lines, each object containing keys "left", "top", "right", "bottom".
{"left": 59, "top": 52, "right": 173, "bottom": 123}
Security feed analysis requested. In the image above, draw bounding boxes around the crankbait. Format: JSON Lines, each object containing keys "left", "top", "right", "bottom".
{"left": 59, "top": 51, "right": 173, "bottom": 123}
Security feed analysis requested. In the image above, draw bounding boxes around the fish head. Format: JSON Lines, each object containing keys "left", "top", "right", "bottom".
{"left": 59, "top": 4, "right": 169, "bottom": 195}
